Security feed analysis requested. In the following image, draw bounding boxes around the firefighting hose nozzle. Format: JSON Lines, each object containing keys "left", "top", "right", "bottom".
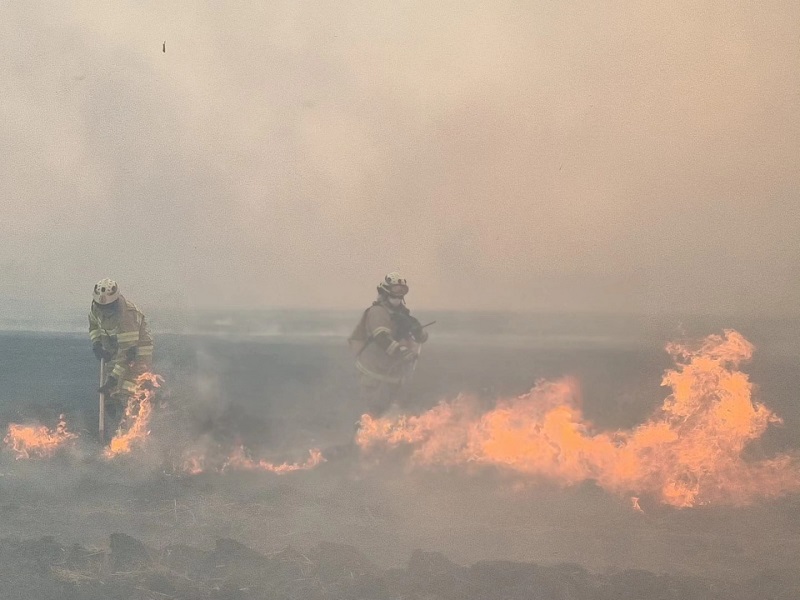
{"left": 99, "top": 358, "right": 105, "bottom": 441}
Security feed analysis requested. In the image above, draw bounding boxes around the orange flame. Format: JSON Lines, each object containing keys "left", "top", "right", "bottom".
{"left": 357, "top": 330, "right": 800, "bottom": 507}
{"left": 182, "top": 454, "right": 205, "bottom": 475}
{"left": 180, "top": 447, "right": 325, "bottom": 475}
{"left": 223, "top": 446, "right": 325, "bottom": 473}
{"left": 3, "top": 415, "right": 77, "bottom": 459}
{"left": 104, "top": 372, "right": 162, "bottom": 458}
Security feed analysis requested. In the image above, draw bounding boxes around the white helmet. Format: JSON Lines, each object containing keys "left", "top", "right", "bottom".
{"left": 93, "top": 278, "right": 120, "bottom": 305}
{"left": 377, "top": 271, "right": 409, "bottom": 298}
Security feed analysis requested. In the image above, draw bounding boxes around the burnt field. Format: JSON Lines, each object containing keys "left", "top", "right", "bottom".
{"left": 0, "top": 321, "right": 799, "bottom": 599}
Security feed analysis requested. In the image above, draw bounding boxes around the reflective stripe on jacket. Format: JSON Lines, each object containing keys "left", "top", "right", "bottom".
{"left": 353, "top": 300, "right": 415, "bottom": 385}
{"left": 89, "top": 295, "right": 153, "bottom": 393}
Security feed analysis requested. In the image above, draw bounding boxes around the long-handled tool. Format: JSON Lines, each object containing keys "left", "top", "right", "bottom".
{"left": 99, "top": 357, "right": 105, "bottom": 441}
{"left": 402, "top": 321, "right": 435, "bottom": 386}
{"left": 410, "top": 342, "right": 423, "bottom": 377}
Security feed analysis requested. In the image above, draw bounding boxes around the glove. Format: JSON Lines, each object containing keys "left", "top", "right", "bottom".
{"left": 92, "top": 342, "right": 112, "bottom": 361}
{"left": 409, "top": 317, "right": 428, "bottom": 344}
{"left": 125, "top": 346, "right": 137, "bottom": 362}
{"left": 98, "top": 376, "right": 118, "bottom": 395}
{"left": 396, "top": 345, "right": 417, "bottom": 363}
{"left": 411, "top": 326, "right": 428, "bottom": 344}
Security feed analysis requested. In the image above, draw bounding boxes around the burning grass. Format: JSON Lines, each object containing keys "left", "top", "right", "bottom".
{"left": 5, "top": 330, "right": 800, "bottom": 508}
{"left": 3, "top": 414, "right": 77, "bottom": 459}
{"left": 357, "top": 330, "right": 800, "bottom": 507}
{"left": 180, "top": 446, "right": 325, "bottom": 475}
{"left": 104, "top": 372, "right": 163, "bottom": 458}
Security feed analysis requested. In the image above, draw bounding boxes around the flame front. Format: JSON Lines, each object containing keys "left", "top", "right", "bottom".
{"left": 222, "top": 446, "right": 325, "bottom": 473}
{"left": 357, "top": 330, "right": 800, "bottom": 507}
{"left": 180, "top": 446, "right": 325, "bottom": 475}
{"left": 104, "top": 372, "right": 162, "bottom": 458}
{"left": 4, "top": 415, "right": 77, "bottom": 459}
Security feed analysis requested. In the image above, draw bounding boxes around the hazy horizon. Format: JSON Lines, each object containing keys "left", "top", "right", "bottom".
{"left": 3, "top": 299, "right": 800, "bottom": 350}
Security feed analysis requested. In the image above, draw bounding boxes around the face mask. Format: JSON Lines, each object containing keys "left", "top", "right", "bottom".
{"left": 388, "top": 297, "right": 403, "bottom": 307}
{"left": 97, "top": 299, "right": 119, "bottom": 312}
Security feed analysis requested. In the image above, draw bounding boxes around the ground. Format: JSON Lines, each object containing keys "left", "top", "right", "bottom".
{"left": 0, "top": 321, "right": 798, "bottom": 598}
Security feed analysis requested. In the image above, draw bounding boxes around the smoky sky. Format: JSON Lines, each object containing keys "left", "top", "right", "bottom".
{"left": 1, "top": 1, "right": 798, "bottom": 315}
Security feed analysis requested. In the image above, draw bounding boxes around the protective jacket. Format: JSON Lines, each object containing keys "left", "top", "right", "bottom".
{"left": 349, "top": 298, "right": 425, "bottom": 385}
{"left": 89, "top": 295, "right": 153, "bottom": 396}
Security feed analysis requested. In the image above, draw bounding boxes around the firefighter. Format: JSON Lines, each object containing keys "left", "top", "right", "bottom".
{"left": 89, "top": 278, "right": 153, "bottom": 429}
{"left": 349, "top": 272, "right": 429, "bottom": 418}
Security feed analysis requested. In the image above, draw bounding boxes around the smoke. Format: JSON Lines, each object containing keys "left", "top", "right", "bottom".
{"left": 1, "top": 1, "right": 798, "bottom": 315}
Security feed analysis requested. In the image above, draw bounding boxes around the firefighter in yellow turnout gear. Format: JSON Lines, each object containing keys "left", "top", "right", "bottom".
{"left": 89, "top": 279, "right": 153, "bottom": 427}
{"left": 349, "top": 272, "right": 429, "bottom": 417}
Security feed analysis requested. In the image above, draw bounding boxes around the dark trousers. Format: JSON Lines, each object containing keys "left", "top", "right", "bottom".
{"left": 358, "top": 375, "right": 403, "bottom": 418}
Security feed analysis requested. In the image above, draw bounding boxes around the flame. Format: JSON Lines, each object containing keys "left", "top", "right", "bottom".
{"left": 357, "top": 330, "right": 800, "bottom": 507}
{"left": 180, "top": 446, "right": 325, "bottom": 475}
{"left": 223, "top": 446, "right": 325, "bottom": 473}
{"left": 182, "top": 454, "right": 205, "bottom": 475}
{"left": 4, "top": 415, "right": 77, "bottom": 459}
{"left": 104, "top": 372, "right": 162, "bottom": 458}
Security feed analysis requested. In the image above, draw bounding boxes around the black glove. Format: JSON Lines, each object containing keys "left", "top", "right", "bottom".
{"left": 125, "top": 346, "right": 137, "bottom": 362}
{"left": 98, "top": 376, "right": 118, "bottom": 395}
{"left": 92, "top": 342, "right": 112, "bottom": 361}
{"left": 411, "top": 323, "right": 429, "bottom": 344}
